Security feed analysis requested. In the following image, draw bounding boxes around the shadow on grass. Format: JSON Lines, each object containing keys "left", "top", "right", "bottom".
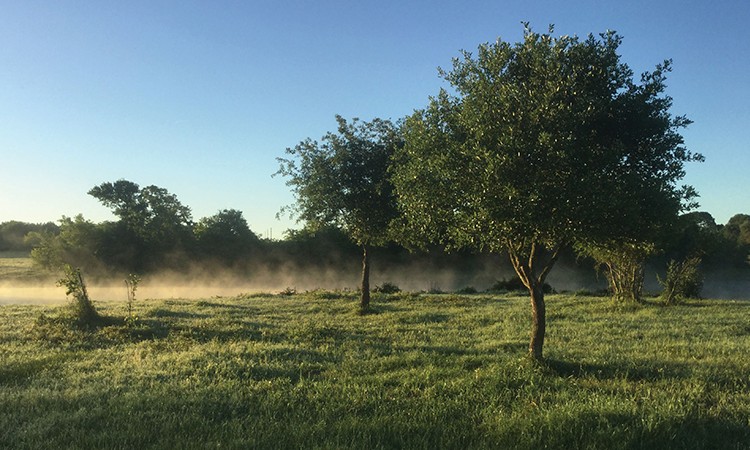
{"left": 32, "top": 312, "right": 174, "bottom": 349}
{"left": 147, "top": 308, "right": 210, "bottom": 319}
{"left": 626, "top": 413, "right": 750, "bottom": 450}
{"left": 0, "top": 353, "right": 72, "bottom": 386}
{"left": 169, "top": 320, "right": 273, "bottom": 344}
{"left": 544, "top": 358, "right": 691, "bottom": 381}
{"left": 529, "top": 409, "right": 750, "bottom": 450}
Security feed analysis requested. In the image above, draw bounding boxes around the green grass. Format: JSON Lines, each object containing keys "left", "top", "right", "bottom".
{"left": 1, "top": 291, "right": 749, "bottom": 449}
{"left": 0, "top": 256, "right": 52, "bottom": 283}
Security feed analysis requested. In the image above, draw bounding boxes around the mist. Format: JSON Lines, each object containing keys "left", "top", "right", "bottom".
{"left": 0, "top": 253, "right": 604, "bottom": 306}
{"left": 3, "top": 253, "right": 749, "bottom": 306}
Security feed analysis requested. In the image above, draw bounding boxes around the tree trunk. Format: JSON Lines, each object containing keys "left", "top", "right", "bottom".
{"left": 360, "top": 245, "right": 370, "bottom": 313}
{"left": 528, "top": 282, "right": 546, "bottom": 361}
{"left": 507, "top": 242, "right": 561, "bottom": 362}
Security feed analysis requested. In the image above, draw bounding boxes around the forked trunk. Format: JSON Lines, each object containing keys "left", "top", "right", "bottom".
{"left": 508, "top": 242, "right": 562, "bottom": 362}
{"left": 360, "top": 245, "right": 370, "bottom": 313}
{"left": 528, "top": 282, "right": 546, "bottom": 361}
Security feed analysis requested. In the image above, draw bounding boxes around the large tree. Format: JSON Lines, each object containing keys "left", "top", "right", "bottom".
{"left": 276, "top": 115, "right": 402, "bottom": 312}
{"left": 391, "top": 25, "right": 702, "bottom": 359}
{"left": 88, "top": 179, "right": 194, "bottom": 271}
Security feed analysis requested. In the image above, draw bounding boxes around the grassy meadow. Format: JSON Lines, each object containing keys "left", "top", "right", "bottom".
{"left": 1, "top": 281, "right": 749, "bottom": 449}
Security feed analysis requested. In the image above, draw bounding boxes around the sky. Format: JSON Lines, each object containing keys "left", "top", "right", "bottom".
{"left": 1, "top": 0, "right": 748, "bottom": 238}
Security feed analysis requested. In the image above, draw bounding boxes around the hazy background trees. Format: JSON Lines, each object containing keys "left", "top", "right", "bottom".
{"left": 0, "top": 221, "right": 58, "bottom": 255}
{"left": 194, "top": 209, "right": 260, "bottom": 265}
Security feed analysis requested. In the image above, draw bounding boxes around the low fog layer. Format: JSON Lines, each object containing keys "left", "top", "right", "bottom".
{"left": 3, "top": 260, "right": 748, "bottom": 306}
{"left": 0, "top": 257, "right": 607, "bottom": 305}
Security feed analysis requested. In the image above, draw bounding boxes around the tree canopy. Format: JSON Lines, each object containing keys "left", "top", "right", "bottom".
{"left": 194, "top": 209, "right": 260, "bottom": 263}
{"left": 391, "top": 25, "right": 702, "bottom": 359}
{"left": 276, "top": 115, "right": 402, "bottom": 311}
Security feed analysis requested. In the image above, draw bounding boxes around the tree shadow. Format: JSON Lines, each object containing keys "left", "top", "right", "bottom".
{"left": 544, "top": 358, "right": 692, "bottom": 381}
{"left": 0, "top": 353, "right": 71, "bottom": 387}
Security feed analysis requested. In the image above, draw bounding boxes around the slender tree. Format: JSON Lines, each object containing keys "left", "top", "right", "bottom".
{"left": 391, "top": 25, "right": 702, "bottom": 359}
{"left": 276, "top": 116, "right": 402, "bottom": 313}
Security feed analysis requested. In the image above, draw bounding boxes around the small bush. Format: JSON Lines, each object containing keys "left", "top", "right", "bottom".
{"left": 373, "top": 282, "right": 401, "bottom": 294}
{"left": 488, "top": 278, "right": 554, "bottom": 294}
{"left": 278, "top": 287, "right": 297, "bottom": 296}
{"left": 427, "top": 282, "right": 443, "bottom": 294}
{"left": 659, "top": 256, "right": 703, "bottom": 305}
{"left": 124, "top": 273, "right": 141, "bottom": 327}
{"left": 305, "top": 289, "right": 353, "bottom": 300}
{"left": 455, "top": 286, "right": 478, "bottom": 294}
{"left": 57, "top": 265, "right": 100, "bottom": 326}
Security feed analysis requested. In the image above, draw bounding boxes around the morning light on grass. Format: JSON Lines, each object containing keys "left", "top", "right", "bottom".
{"left": 1, "top": 290, "right": 749, "bottom": 449}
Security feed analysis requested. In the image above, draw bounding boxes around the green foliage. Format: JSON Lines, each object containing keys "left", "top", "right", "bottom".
{"left": 194, "top": 209, "right": 259, "bottom": 263}
{"left": 276, "top": 115, "right": 403, "bottom": 311}
{"left": 1, "top": 294, "right": 749, "bottom": 448}
{"left": 391, "top": 24, "right": 702, "bottom": 358}
{"left": 723, "top": 214, "right": 750, "bottom": 265}
{"left": 56, "top": 265, "right": 100, "bottom": 326}
{"left": 584, "top": 242, "right": 654, "bottom": 303}
{"left": 276, "top": 115, "right": 402, "bottom": 248}
{"left": 88, "top": 179, "right": 195, "bottom": 271}
{"left": 394, "top": 25, "right": 700, "bottom": 255}
{"left": 27, "top": 215, "right": 103, "bottom": 273}
{"left": 373, "top": 281, "right": 401, "bottom": 294}
{"left": 125, "top": 273, "right": 141, "bottom": 327}
{"left": 659, "top": 256, "right": 704, "bottom": 305}
{"left": 0, "top": 221, "right": 58, "bottom": 254}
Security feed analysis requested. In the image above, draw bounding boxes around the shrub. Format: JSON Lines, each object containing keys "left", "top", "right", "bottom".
{"left": 57, "top": 265, "right": 100, "bottom": 326}
{"left": 373, "top": 282, "right": 401, "bottom": 294}
{"left": 124, "top": 273, "right": 141, "bottom": 327}
{"left": 488, "top": 278, "right": 554, "bottom": 294}
{"left": 659, "top": 256, "right": 703, "bottom": 305}
{"left": 278, "top": 287, "right": 297, "bottom": 296}
{"left": 455, "top": 286, "right": 478, "bottom": 294}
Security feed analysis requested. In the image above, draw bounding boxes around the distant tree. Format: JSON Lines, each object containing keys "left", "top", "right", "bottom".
{"left": 0, "top": 221, "right": 59, "bottom": 254}
{"left": 665, "top": 212, "right": 721, "bottom": 261}
{"left": 723, "top": 213, "right": 750, "bottom": 265}
{"left": 194, "top": 209, "right": 260, "bottom": 264}
{"left": 724, "top": 214, "right": 750, "bottom": 246}
{"left": 27, "top": 215, "right": 103, "bottom": 273}
{"left": 276, "top": 115, "right": 402, "bottom": 313}
{"left": 88, "top": 180, "right": 194, "bottom": 270}
{"left": 391, "top": 25, "right": 701, "bottom": 359}
{"left": 279, "top": 226, "right": 360, "bottom": 267}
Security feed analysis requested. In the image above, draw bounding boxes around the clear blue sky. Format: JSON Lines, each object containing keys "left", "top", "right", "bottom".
{"left": 1, "top": 0, "right": 748, "bottom": 237}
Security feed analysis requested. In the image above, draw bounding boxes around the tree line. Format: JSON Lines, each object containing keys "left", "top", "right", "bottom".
{"left": 4, "top": 25, "right": 750, "bottom": 360}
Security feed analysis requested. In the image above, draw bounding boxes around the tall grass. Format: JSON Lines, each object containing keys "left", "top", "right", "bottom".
{"left": 1, "top": 292, "right": 749, "bottom": 449}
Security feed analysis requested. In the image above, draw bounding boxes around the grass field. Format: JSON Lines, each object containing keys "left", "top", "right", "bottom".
{"left": 1, "top": 288, "right": 749, "bottom": 449}
{"left": 0, "top": 256, "right": 52, "bottom": 284}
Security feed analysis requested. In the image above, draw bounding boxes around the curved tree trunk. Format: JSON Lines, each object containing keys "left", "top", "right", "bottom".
{"left": 360, "top": 245, "right": 370, "bottom": 313}
{"left": 528, "top": 282, "right": 546, "bottom": 360}
{"left": 508, "top": 242, "right": 562, "bottom": 362}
